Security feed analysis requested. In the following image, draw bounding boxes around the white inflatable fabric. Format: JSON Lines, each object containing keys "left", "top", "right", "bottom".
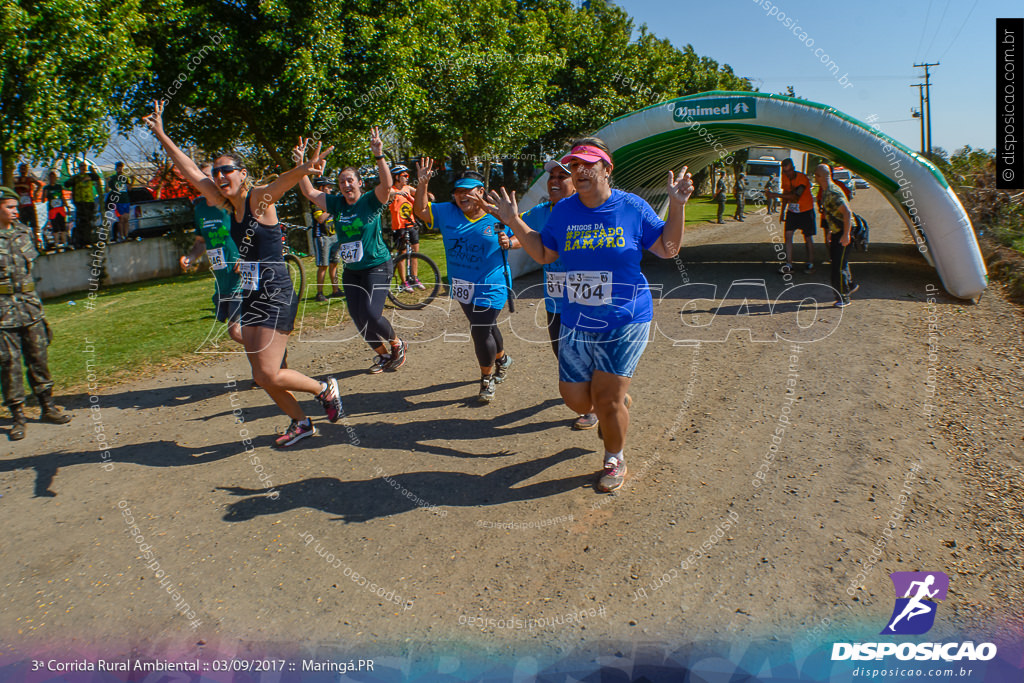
{"left": 513, "top": 91, "right": 987, "bottom": 300}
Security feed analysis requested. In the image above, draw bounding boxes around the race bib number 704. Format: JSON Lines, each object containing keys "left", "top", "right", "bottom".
{"left": 566, "top": 270, "right": 612, "bottom": 306}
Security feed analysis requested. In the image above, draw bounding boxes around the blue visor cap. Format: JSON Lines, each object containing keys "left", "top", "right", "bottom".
{"left": 453, "top": 178, "right": 484, "bottom": 190}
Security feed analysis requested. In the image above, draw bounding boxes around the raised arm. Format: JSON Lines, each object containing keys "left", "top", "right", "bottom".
{"left": 256, "top": 141, "right": 334, "bottom": 216}
{"left": 649, "top": 167, "right": 693, "bottom": 259}
{"left": 480, "top": 188, "right": 558, "bottom": 265}
{"left": 413, "top": 157, "right": 434, "bottom": 224}
{"left": 292, "top": 138, "right": 327, "bottom": 212}
{"left": 370, "top": 127, "right": 393, "bottom": 204}
{"left": 143, "top": 100, "right": 223, "bottom": 208}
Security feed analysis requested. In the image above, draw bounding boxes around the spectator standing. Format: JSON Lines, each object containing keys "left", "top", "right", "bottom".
{"left": 64, "top": 162, "right": 101, "bottom": 248}
{"left": 389, "top": 165, "right": 425, "bottom": 291}
{"left": 107, "top": 161, "right": 135, "bottom": 242}
{"left": 814, "top": 163, "right": 859, "bottom": 307}
{"left": 766, "top": 174, "right": 779, "bottom": 214}
{"left": 733, "top": 172, "right": 747, "bottom": 221}
{"left": 13, "top": 163, "right": 43, "bottom": 245}
{"left": 765, "top": 158, "right": 816, "bottom": 274}
{"left": 310, "top": 176, "right": 343, "bottom": 302}
{"left": 42, "top": 171, "right": 69, "bottom": 250}
{"left": 714, "top": 170, "right": 727, "bottom": 224}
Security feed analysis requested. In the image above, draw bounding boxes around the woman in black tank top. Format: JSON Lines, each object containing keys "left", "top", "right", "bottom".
{"left": 145, "top": 100, "right": 344, "bottom": 447}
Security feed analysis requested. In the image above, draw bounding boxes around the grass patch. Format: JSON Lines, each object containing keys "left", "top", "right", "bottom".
{"left": 43, "top": 234, "right": 452, "bottom": 393}
{"left": 684, "top": 196, "right": 761, "bottom": 224}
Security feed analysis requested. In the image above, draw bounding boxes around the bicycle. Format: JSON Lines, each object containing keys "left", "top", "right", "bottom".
{"left": 279, "top": 222, "right": 308, "bottom": 300}
{"left": 387, "top": 226, "right": 440, "bottom": 310}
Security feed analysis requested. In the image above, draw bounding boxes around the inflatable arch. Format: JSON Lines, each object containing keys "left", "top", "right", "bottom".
{"left": 513, "top": 91, "right": 987, "bottom": 300}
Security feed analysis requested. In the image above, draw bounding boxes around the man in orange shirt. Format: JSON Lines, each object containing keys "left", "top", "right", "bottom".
{"left": 388, "top": 165, "right": 425, "bottom": 291}
{"left": 766, "top": 157, "right": 816, "bottom": 274}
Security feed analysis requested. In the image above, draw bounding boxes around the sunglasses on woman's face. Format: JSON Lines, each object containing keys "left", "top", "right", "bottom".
{"left": 211, "top": 165, "right": 241, "bottom": 176}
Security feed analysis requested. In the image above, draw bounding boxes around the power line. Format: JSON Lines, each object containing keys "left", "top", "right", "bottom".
{"left": 924, "top": 0, "right": 953, "bottom": 58}
{"left": 754, "top": 75, "right": 917, "bottom": 82}
{"left": 937, "top": 0, "right": 981, "bottom": 60}
{"left": 915, "top": 0, "right": 935, "bottom": 60}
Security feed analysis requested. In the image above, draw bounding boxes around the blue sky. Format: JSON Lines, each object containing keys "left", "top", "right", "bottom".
{"left": 621, "top": 0, "right": 1012, "bottom": 154}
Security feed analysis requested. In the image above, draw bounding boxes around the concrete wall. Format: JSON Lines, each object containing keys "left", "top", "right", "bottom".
{"left": 34, "top": 238, "right": 183, "bottom": 299}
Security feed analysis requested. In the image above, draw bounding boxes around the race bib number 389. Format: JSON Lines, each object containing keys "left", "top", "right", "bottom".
{"left": 567, "top": 270, "right": 612, "bottom": 306}
{"left": 450, "top": 277, "right": 475, "bottom": 304}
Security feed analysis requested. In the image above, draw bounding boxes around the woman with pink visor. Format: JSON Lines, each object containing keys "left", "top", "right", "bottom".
{"left": 484, "top": 137, "right": 693, "bottom": 493}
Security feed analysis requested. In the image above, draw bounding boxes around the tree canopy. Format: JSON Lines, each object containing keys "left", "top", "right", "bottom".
{"left": 3, "top": 0, "right": 753, "bottom": 181}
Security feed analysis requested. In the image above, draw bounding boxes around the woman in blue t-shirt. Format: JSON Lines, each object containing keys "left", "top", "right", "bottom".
{"left": 413, "top": 160, "right": 519, "bottom": 404}
{"left": 486, "top": 137, "right": 694, "bottom": 493}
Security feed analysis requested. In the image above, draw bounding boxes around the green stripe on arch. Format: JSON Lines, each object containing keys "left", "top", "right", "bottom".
{"left": 607, "top": 91, "right": 948, "bottom": 191}
{"left": 611, "top": 123, "right": 931, "bottom": 196}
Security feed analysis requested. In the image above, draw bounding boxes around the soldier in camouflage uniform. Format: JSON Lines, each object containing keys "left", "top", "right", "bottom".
{"left": 0, "top": 187, "right": 71, "bottom": 440}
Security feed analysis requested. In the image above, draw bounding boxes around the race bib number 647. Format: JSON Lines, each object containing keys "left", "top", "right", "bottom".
{"left": 567, "top": 270, "right": 612, "bottom": 306}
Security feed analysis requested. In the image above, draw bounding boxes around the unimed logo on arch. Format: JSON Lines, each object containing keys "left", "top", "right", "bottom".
{"left": 672, "top": 97, "right": 757, "bottom": 123}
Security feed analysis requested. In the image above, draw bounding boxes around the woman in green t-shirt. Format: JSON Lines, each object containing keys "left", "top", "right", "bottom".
{"left": 295, "top": 130, "right": 407, "bottom": 374}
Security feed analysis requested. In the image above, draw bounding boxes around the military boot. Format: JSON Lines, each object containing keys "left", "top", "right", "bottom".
{"left": 38, "top": 390, "right": 72, "bottom": 424}
{"left": 9, "top": 404, "right": 26, "bottom": 440}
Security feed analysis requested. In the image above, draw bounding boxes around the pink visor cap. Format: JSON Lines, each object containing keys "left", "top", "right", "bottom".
{"left": 560, "top": 145, "right": 612, "bottom": 166}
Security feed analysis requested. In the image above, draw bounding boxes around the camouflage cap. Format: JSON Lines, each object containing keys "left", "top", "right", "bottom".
{"left": 0, "top": 186, "right": 19, "bottom": 201}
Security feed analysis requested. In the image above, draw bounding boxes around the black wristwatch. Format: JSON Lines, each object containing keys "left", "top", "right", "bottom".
{"left": 374, "top": 154, "right": 385, "bottom": 160}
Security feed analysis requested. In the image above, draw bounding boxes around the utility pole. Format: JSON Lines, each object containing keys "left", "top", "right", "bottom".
{"left": 910, "top": 84, "right": 926, "bottom": 155}
{"left": 914, "top": 62, "right": 939, "bottom": 157}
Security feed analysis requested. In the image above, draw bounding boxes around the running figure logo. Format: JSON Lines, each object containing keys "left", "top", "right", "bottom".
{"left": 881, "top": 571, "right": 949, "bottom": 635}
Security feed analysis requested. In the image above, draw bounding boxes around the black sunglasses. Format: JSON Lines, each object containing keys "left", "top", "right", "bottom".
{"left": 211, "top": 165, "right": 242, "bottom": 176}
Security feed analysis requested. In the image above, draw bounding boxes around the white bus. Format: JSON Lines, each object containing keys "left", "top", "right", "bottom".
{"left": 743, "top": 159, "right": 782, "bottom": 202}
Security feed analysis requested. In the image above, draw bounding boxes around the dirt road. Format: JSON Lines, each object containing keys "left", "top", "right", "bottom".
{"left": 3, "top": 188, "right": 1022, "bottom": 669}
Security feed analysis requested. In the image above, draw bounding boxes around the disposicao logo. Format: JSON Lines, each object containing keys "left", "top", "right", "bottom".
{"left": 831, "top": 570, "right": 997, "bottom": 663}
{"left": 881, "top": 571, "right": 948, "bottom": 635}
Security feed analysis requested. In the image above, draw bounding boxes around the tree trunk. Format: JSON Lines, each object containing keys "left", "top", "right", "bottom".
{"left": 503, "top": 158, "right": 516, "bottom": 192}
{"left": 1, "top": 150, "right": 14, "bottom": 187}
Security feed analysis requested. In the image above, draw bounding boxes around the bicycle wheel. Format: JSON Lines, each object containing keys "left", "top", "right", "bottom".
{"left": 388, "top": 252, "right": 440, "bottom": 310}
{"left": 284, "top": 253, "right": 305, "bottom": 300}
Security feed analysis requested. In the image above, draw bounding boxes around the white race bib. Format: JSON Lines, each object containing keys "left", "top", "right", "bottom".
{"left": 339, "top": 240, "right": 364, "bottom": 264}
{"left": 545, "top": 271, "right": 566, "bottom": 299}
{"left": 567, "top": 270, "right": 613, "bottom": 306}
{"left": 207, "top": 247, "right": 227, "bottom": 270}
{"left": 787, "top": 203, "right": 802, "bottom": 213}
{"left": 19, "top": 195, "right": 31, "bottom": 206}
{"left": 239, "top": 261, "right": 260, "bottom": 291}
{"left": 49, "top": 198, "right": 62, "bottom": 208}
{"left": 450, "top": 277, "right": 475, "bottom": 304}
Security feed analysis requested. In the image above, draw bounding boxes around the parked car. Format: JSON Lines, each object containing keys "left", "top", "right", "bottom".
{"left": 831, "top": 168, "right": 855, "bottom": 197}
{"left": 119, "top": 188, "right": 194, "bottom": 238}
{"left": 852, "top": 175, "right": 870, "bottom": 190}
